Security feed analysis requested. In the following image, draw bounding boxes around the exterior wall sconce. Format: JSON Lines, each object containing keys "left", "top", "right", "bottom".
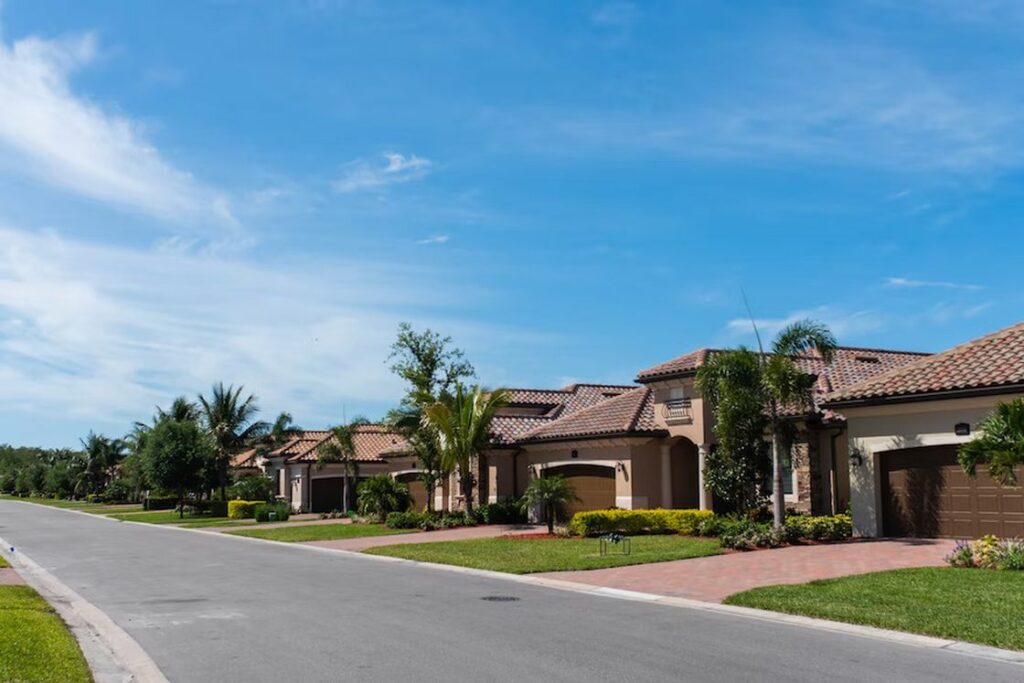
{"left": 615, "top": 461, "right": 626, "bottom": 473}
{"left": 571, "top": 449, "right": 578, "bottom": 459}
{"left": 954, "top": 422, "right": 971, "bottom": 436}
{"left": 849, "top": 452, "right": 864, "bottom": 467}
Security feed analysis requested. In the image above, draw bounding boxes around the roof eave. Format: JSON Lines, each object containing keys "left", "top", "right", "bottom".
{"left": 823, "top": 383, "right": 1024, "bottom": 410}
{"left": 517, "top": 429, "right": 669, "bottom": 446}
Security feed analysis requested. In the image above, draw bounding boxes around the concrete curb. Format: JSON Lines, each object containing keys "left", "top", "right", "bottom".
{"left": 0, "top": 529, "right": 168, "bottom": 683}
{"left": 9, "top": 499, "right": 1024, "bottom": 668}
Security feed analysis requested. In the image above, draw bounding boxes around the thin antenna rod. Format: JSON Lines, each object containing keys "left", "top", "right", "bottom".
{"left": 741, "top": 287, "right": 766, "bottom": 356}
{"left": 342, "top": 404, "right": 347, "bottom": 424}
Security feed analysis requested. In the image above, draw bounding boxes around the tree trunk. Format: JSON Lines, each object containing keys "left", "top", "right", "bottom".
{"left": 771, "top": 431, "right": 785, "bottom": 530}
{"left": 342, "top": 464, "right": 349, "bottom": 513}
{"left": 546, "top": 503, "right": 554, "bottom": 534}
{"left": 178, "top": 487, "right": 184, "bottom": 519}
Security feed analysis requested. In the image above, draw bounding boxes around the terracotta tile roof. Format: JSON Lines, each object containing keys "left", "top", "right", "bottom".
{"left": 255, "top": 427, "right": 408, "bottom": 464}
{"left": 519, "top": 388, "right": 662, "bottom": 443}
{"left": 826, "top": 322, "right": 1024, "bottom": 405}
{"left": 231, "top": 448, "right": 259, "bottom": 468}
{"left": 489, "top": 383, "right": 636, "bottom": 445}
{"left": 635, "top": 349, "right": 714, "bottom": 382}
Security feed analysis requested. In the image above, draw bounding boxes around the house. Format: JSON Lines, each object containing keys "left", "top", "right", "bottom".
{"left": 823, "top": 321, "right": 1024, "bottom": 538}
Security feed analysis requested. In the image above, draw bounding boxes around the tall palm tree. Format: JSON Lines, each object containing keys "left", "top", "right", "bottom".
{"left": 78, "top": 432, "right": 126, "bottom": 495}
{"left": 697, "top": 319, "right": 836, "bottom": 529}
{"left": 268, "top": 412, "right": 302, "bottom": 446}
{"left": 422, "top": 384, "right": 508, "bottom": 515}
{"left": 198, "top": 383, "right": 268, "bottom": 500}
{"left": 158, "top": 396, "right": 200, "bottom": 423}
{"left": 317, "top": 416, "right": 370, "bottom": 512}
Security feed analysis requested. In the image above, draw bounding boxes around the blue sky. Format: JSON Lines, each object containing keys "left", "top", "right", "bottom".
{"left": 1, "top": 1, "right": 1021, "bottom": 447}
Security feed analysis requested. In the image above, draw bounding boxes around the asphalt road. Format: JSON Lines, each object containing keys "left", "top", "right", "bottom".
{"left": 0, "top": 500, "right": 1019, "bottom": 683}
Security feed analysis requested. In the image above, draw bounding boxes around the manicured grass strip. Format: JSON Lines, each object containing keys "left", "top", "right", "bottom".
{"left": 0, "top": 585, "right": 92, "bottom": 682}
{"left": 108, "top": 510, "right": 229, "bottom": 526}
{"left": 724, "top": 567, "right": 1024, "bottom": 652}
{"left": 365, "top": 535, "right": 723, "bottom": 574}
{"left": 0, "top": 495, "right": 143, "bottom": 514}
{"left": 0, "top": 556, "right": 8, "bottom": 568}
{"left": 228, "top": 523, "right": 413, "bottom": 542}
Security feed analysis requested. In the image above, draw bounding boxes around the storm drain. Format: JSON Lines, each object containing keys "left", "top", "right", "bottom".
{"left": 480, "top": 595, "right": 520, "bottom": 602}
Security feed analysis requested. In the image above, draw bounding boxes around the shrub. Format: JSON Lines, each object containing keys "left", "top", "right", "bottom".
{"left": 143, "top": 496, "right": 179, "bottom": 511}
{"left": 228, "top": 500, "right": 263, "bottom": 519}
{"left": 356, "top": 475, "right": 410, "bottom": 522}
{"left": 784, "top": 514, "right": 852, "bottom": 542}
{"left": 972, "top": 534, "right": 1002, "bottom": 569}
{"left": 254, "top": 502, "right": 291, "bottom": 523}
{"left": 474, "top": 499, "right": 528, "bottom": 525}
{"left": 206, "top": 500, "right": 229, "bottom": 517}
{"left": 104, "top": 480, "right": 131, "bottom": 503}
{"left": 998, "top": 539, "right": 1024, "bottom": 570}
{"left": 567, "top": 509, "right": 714, "bottom": 537}
{"left": 386, "top": 511, "right": 426, "bottom": 529}
{"left": 85, "top": 493, "right": 105, "bottom": 504}
{"left": 945, "top": 539, "right": 975, "bottom": 568}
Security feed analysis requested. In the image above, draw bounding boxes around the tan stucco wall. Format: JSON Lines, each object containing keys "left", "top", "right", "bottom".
{"left": 843, "top": 393, "right": 1024, "bottom": 537}
{"left": 648, "top": 377, "right": 714, "bottom": 446}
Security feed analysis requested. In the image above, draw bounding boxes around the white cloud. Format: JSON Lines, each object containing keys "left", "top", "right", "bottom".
{"left": 416, "top": 234, "right": 450, "bottom": 245}
{"left": 333, "top": 152, "right": 432, "bottom": 193}
{"left": 884, "top": 276, "right": 983, "bottom": 291}
{"left": 725, "top": 306, "right": 885, "bottom": 342}
{"left": 0, "top": 225, "right": 493, "bottom": 431}
{"left": 0, "top": 30, "right": 233, "bottom": 226}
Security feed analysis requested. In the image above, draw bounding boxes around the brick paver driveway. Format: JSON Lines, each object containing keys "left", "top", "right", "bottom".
{"left": 537, "top": 538, "right": 956, "bottom": 603}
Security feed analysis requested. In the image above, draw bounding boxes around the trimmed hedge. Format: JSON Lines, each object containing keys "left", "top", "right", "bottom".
{"left": 254, "top": 502, "right": 291, "bottom": 523}
{"left": 227, "top": 500, "right": 263, "bottom": 519}
{"left": 474, "top": 499, "right": 527, "bottom": 524}
{"left": 143, "top": 496, "right": 177, "bottom": 511}
{"left": 568, "top": 509, "right": 714, "bottom": 537}
{"left": 385, "top": 510, "right": 477, "bottom": 531}
{"left": 784, "top": 514, "right": 852, "bottom": 542}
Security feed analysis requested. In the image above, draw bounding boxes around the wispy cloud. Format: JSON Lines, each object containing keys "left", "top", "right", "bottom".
{"left": 333, "top": 152, "right": 432, "bottom": 193}
{"left": 591, "top": 2, "right": 639, "bottom": 28}
{"left": 725, "top": 306, "right": 885, "bottom": 341}
{"left": 0, "top": 30, "right": 234, "bottom": 226}
{"left": 416, "top": 234, "right": 450, "bottom": 245}
{"left": 0, "top": 225, "right": 494, "bottom": 432}
{"left": 884, "top": 276, "right": 983, "bottom": 291}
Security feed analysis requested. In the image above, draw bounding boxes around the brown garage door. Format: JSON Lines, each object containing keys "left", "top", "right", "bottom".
{"left": 311, "top": 477, "right": 343, "bottom": 513}
{"left": 882, "top": 445, "right": 1024, "bottom": 538}
{"left": 546, "top": 465, "right": 615, "bottom": 517}
{"left": 395, "top": 473, "right": 427, "bottom": 511}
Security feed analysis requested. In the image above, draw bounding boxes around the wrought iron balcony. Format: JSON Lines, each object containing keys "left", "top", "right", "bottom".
{"left": 661, "top": 397, "right": 693, "bottom": 423}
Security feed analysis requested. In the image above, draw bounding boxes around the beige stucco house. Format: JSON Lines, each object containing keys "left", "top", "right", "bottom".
{"left": 823, "top": 321, "right": 1024, "bottom": 538}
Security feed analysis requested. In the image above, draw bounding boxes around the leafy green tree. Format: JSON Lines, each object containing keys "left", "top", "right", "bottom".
{"left": 697, "top": 319, "right": 836, "bottom": 528}
{"left": 423, "top": 384, "right": 508, "bottom": 515}
{"left": 521, "top": 475, "right": 579, "bottom": 534}
{"left": 229, "top": 474, "right": 277, "bottom": 502}
{"left": 79, "top": 433, "right": 126, "bottom": 496}
{"left": 356, "top": 474, "right": 410, "bottom": 521}
{"left": 199, "top": 383, "right": 269, "bottom": 500}
{"left": 959, "top": 398, "right": 1024, "bottom": 485}
{"left": 317, "top": 417, "right": 370, "bottom": 512}
{"left": 142, "top": 417, "right": 214, "bottom": 517}
{"left": 387, "top": 324, "right": 476, "bottom": 511}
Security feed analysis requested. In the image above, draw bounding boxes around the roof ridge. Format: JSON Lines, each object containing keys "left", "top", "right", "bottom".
{"left": 623, "top": 387, "right": 651, "bottom": 431}
{"left": 832, "top": 345, "right": 932, "bottom": 356}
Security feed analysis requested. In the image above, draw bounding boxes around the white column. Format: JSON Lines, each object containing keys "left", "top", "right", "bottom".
{"left": 697, "top": 444, "right": 712, "bottom": 511}
{"left": 660, "top": 443, "right": 673, "bottom": 509}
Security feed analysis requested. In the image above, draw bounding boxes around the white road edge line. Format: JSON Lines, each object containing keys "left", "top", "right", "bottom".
{"left": 0, "top": 531, "right": 168, "bottom": 683}
{"left": 8, "top": 498, "right": 1024, "bottom": 668}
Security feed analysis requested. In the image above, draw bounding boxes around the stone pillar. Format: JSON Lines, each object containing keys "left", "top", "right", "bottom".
{"left": 697, "top": 444, "right": 712, "bottom": 511}
{"left": 660, "top": 443, "right": 673, "bottom": 509}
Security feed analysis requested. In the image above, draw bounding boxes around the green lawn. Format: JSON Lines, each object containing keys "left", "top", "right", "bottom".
{"left": 228, "top": 523, "right": 413, "bottom": 542}
{"left": 365, "top": 535, "right": 723, "bottom": 573}
{"left": 0, "top": 495, "right": 143, "bottom": 514}
{"left": 0, "top": 556, "right": 8, "bottom": 568}
{"left": 108, "top": 510, "right": 232, "bottom": 527}
{"left": 0, "top": 585, "right": 92, "bottom": 682}
{"left": 725, "top": 567, "right": 1024, "bottom": 651}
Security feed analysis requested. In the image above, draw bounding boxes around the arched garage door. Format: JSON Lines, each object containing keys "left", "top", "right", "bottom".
{"left": 545, "top": 464, "right": 615, "bottom": 517}
{"left": 395, "top": 473, "right": 426, "bottom": 511}
{"left": 882, "top": 445, "right": 1024, "bottom": 537}
{"left": 311, "top": 477, "right": 344, "bottom": 513}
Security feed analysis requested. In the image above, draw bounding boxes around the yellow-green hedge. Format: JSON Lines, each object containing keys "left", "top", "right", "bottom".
{"left": 568, "top": 508, "right": 714, "bottom": 537}
{"left": 228, "top": 500, "right": 263, "bottom": 519}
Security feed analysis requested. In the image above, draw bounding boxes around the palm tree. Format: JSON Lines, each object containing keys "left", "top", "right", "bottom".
{"left": 158, "top": 396, "right": 200, "bottom": 423}
{"left": 269, "top": 412, "right": 302, "bottom": 445}
{"left": 317, "top": 417, "right": 370, "bottom": 513}
{"left": 198, "top": 383, "right": 269, "bottom": 500}
{"left": 355, "top": 474, "right": 410, "bottom": 521}
{"left": 422, "top": 384, "right": 508, "bottom": 515}
{"left": 78, "top": 432, "right": 126, "bottom": 495}
{"left": 521, "top": 475, "right": 578, "bottom": 534}
{"left": 959, "top": 398, "right": 1024, "bottom": 485}
{"left": 697, "top": 319, "right": 836, "bottom": 529}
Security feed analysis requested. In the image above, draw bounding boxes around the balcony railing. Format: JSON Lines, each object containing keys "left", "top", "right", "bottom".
{"left": 661, "top": 397, "right": 693, "bottom": 423}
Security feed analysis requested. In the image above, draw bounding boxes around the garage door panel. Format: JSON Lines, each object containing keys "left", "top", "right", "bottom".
{"left": 545, "top": 464, "right": 615, "bottom": 517}
{"left": 883, "top": 445, "right": 1022, "bottom": 538}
